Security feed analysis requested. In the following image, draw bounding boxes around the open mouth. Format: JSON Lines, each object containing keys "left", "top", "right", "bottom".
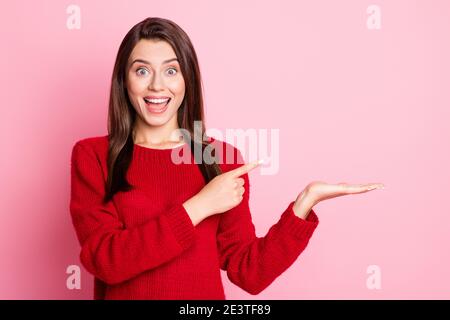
{"left": 143, "top": 97, "right": 171, "bottom": 113}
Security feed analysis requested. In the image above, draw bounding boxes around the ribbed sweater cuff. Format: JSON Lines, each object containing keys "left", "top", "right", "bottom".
{"left": 278, "top": 201, "right": 319, "bottom": 241}
{"left": 164, "top": 203, "right": 196, "bottom": 250}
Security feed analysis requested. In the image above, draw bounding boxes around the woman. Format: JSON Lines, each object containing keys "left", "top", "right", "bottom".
{"left": 70, "top": 17, "right": 384, "bottom": 300}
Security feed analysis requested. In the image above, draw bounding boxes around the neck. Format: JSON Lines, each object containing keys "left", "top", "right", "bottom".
{"left": 132, "top": 116, "right": 183, "bottom": 145}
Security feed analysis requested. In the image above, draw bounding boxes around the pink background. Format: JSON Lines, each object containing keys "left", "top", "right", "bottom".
{"left": 1, "top": 0, "right": 449, "bottom": 299}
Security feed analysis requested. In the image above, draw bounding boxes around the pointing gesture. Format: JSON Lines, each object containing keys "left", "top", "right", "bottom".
{"left": 226, "top": 159, "right": 263, "bottom": 178}
{"left": 182, "top": 159, "right": 263, "bottom": 224}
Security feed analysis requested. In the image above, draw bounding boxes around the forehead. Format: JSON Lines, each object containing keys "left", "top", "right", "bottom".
{"left": 129, "top": 39, "right": 177, "bottom": 63}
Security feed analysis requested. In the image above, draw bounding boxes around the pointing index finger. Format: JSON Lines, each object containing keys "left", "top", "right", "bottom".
{"left": 228, "top": 159, "right": 264, "bottom": 177}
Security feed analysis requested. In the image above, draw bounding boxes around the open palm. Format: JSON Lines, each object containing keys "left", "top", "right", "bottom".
{"left": 304, "top": 181, "right": 385, "bottom": 206}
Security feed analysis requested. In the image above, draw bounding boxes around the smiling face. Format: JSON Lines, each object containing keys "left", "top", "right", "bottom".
{"left": 125, "top": 39, "right": 185, "bottom": 132}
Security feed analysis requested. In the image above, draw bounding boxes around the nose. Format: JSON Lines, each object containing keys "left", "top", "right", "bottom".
{"left": 148, "top": 71, "right": 164, "bottom": 90}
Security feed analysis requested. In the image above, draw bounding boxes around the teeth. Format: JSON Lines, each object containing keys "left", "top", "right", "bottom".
{"left": 145, "top": 98, "right": 169, "bottom": 104}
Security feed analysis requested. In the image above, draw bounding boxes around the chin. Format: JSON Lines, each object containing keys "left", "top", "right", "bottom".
{"left": 145, "top": 111, "right": 176, "bottom": 126}
{"left": 144, "top": 116, "right": 169, "bottom": 126}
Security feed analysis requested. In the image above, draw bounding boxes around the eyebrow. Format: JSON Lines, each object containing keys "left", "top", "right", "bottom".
{"left": 130, "top": 58, "right": 179, "bottom": 67}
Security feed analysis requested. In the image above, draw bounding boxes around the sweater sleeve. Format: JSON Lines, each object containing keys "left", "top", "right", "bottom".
{"left": 216, "top": 150, "right": 319, "bottom": 295}
{"left": 69, "top": 141, "right": 196, "bottom": 285}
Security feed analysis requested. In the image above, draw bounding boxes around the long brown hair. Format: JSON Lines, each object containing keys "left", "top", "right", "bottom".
{"left": 103, "top": 17, "right": 222, "bottom": 204}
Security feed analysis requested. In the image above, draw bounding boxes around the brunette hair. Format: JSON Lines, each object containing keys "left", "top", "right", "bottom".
{"left": 103, "top": 17, "right": 222, "bottom": 204}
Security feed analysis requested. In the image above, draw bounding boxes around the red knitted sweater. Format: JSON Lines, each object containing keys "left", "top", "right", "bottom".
{"left": 69, "top": 135, "right": 319, "bottom": 300}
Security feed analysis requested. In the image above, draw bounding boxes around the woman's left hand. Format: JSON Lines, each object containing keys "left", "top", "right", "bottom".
{"left": 293, "top": 181, "right": 385, "bottom": 219}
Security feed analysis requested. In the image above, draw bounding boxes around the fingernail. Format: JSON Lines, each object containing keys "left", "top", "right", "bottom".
{"left": 251, "top": 159, "right": 262, "bottom": 166}
{"left": 257, "top": 159, "right": 265, "bottom": 165}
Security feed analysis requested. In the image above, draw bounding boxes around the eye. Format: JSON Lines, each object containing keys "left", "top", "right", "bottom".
{"left": 167, "top": 67, "right": 178, "bottom": 76}
{"left": 136, "top": 68, "right": 149, "bottom": 76}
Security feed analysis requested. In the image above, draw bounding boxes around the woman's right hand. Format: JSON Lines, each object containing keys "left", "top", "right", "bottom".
{"left": 183, "top": 160, "right": 262, "bottom": 225}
